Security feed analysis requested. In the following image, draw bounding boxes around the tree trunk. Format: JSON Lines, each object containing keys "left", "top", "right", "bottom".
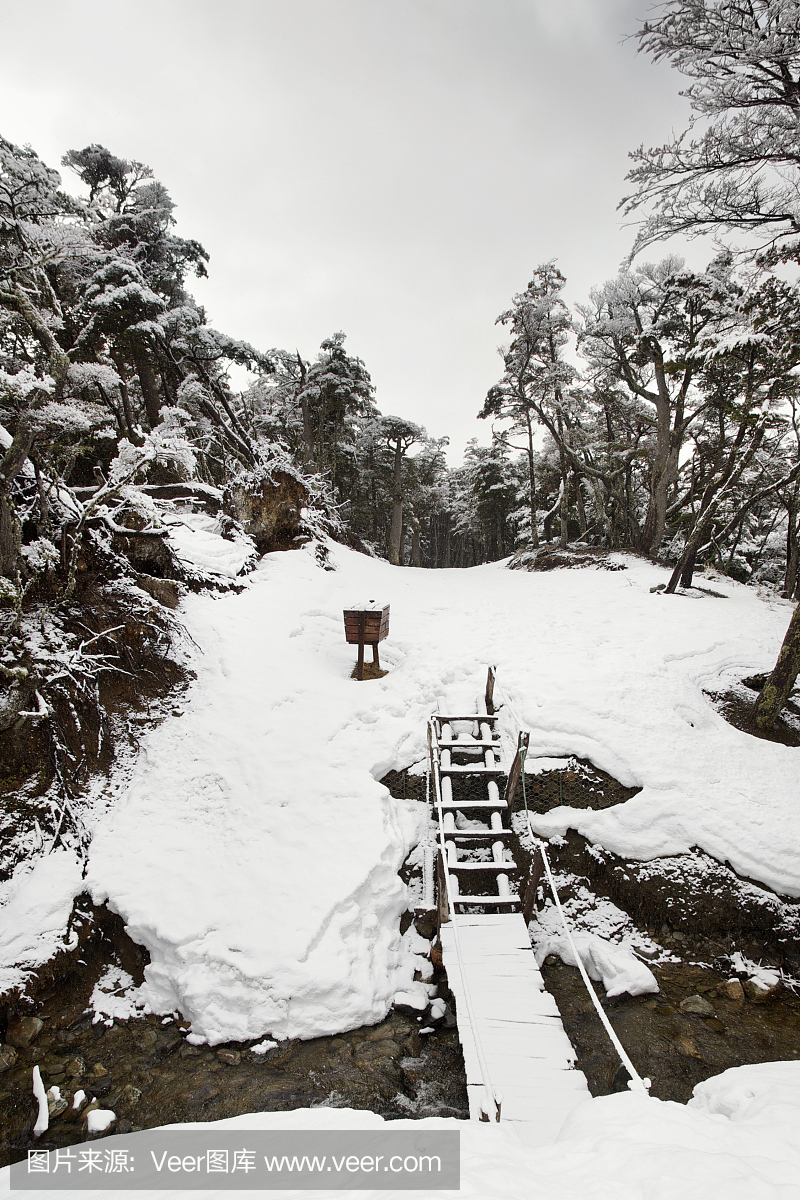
{"left": 411, "top": 526, "right": 421, "bottom": 567}
{"left": 134, "top": 349, "right": 162, "bottom": 429}
{"left": 574, "top": 469, "right": 587, "bottom": 538}
{"left": 784, "top": 490, "right": 799, "bottom": 599}
{"left": 753, "top": 602, "right": 800, "bottom": 731}
{"left": 300, "top": 392, "right": 314, "bottom": 466}
{"left": 389, "top": 438, "right": 403, "bottom": 565}
{"left": 641, "top": 383, "right": 675, "bottom": 557}
{"left": 525, "top": 413, "right": 539, "bottom": 548}
{"left": 0, "top": 424, "right": 36, "bottom": 576}
{"left": 559, "top": 479, "right": 569, "bottom": 549}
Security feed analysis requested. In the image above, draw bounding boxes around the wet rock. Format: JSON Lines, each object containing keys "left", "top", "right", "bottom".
{"left": 415, "top": 912, "right": 437, "bottom": 940}
{"left": 679, "top": 995, "right": 715, "bottom": 1017}
{"left": 158, "top": 1028, "right": 183, "bottom": 1054}
{"left": 123, "top": 1084, "right": 142, "bottom": 1105}
{"left": 266, "top": 1041, "right": 297, "bottom": 1067}
{"left": 117, "top": 1119, "right": 134, "bottom": 1135}
{"left": 365, "top": 1025, "right": 393, "bottom": 1043}
{"left": 718, "top": 979, "right": 745, "bottom": 1002}
{"left": 355, "top": 1040, "right": 402, "bottom": 1064}
{"left": 89, "top": 1063, "right": 108, "bottom": 1077}
{"left": 0, "top": 1044, "right": 19, "bottom": 1071}
{"left": 133, "top": 1028, "right": 158, "bottom": 1049}
{"left": 402, "top": 1032, "right": 423, "bottom": 1058}
{"left": 216, "top": 1049, "right": 241, "bottom": 1066}
{"left": 187, "top": 1084, "right": 220, "bottom": 1107}
{"left": 47, "top": 1093, "right": 69, "bottom": 1120}
{"left": 90, "top": 1077, "right": 112, "bottom": 1097}
{"left": 706, "top": 1019, "right": 726, "bottom": 1034}
{"left": 744, "top": 978, "right": 780, "bottom": 1004}
{"left": 324, "top": 1040, "right": 353, "bottom": 1063}
{"left": 179, "top": 1044, "right": 202, "bottom": 1058}
{"left": 6, "top": 1017, "right": 44, "bottom": 1048}
{"left": 675, "top": 1036, "right": 702, "bottom": 1059}
{"left": 65, "top": 1057, "right": 85, "bottom": 1079}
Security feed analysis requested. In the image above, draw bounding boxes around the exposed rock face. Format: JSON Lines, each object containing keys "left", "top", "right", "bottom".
{"left": 135, "top": 575, "right": 183, "bottom": 609}
{"left": 744, "top": 978, "right": 780, "bottom": 1004}
{"left": 0, "top": 682, "right": 29, "bottom": 731}
{"left": 6, "top": 1016, "right": 44, "bottom": 1047}
{"left": 0, "top": 1043, "right": 18, "bottom": 1071}
{"left": 679, "top": 994, "right": 715, "bottom": 1017}
{"left": 223, "top": 471, "right": 309, "bottom": 555}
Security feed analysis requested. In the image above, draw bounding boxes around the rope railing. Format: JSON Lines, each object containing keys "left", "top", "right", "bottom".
{"left": 490, "top": 669, "right": 652, "bottom": 1097}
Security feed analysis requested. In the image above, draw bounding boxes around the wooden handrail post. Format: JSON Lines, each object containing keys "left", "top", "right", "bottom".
{"left": 522, "top": 846, "right": 545, "bottom": 925}
{"left": 436, "top": 848, "right": 450, "bottom": 929}
{"left": 485, "top": 666, "right": 496, "bottom": 714}
{"left": 503, "top": 730, "right": 530, "bottom": 807}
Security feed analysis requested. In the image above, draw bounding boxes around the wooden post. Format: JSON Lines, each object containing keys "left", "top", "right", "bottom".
{"left": 357, "top": 611, "right": 365, "bottom": 681}
{"left": 485, "top": 666, "right": 496, "bottom": 714}
{"left": 522, "top": 846, "right": 545, "bottom": 925}
{"left": 436, "top": 848, "right": 450, "bottom": 928}
{"left": 503, "top": 731, "right": 530, "bottom": 807}
{"left": 372, "top": 643, "right": 380, "bottom": 670}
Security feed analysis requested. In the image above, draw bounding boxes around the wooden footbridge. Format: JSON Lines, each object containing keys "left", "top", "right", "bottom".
{"left": 428, "top": 682, "right": 591, "bottom": 1143}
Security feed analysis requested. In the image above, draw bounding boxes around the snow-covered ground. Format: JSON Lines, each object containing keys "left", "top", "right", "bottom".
{"left": 3, "top": 539, "right": 798, "bottom": 1036}
{"left": 90, "top": 538, "right": 800, "bottom": 1043}
{"left": 3, "top": 536, "right": 800, "bottom": 1194}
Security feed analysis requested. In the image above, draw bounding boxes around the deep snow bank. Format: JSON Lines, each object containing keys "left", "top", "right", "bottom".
{"left": 0, "top": 851, "right": 83, "bottom": 995}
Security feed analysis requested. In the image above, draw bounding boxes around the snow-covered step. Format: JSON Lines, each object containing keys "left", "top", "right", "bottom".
{"left": 452, "top": 895, "right": 520, "bottom": 906}
{"left": 434, "top": 713, "right": 498, "bottom": 723}
{"left": 439, "top": 764, "right": 505, "bottom": 775}
{"left": 444, "top": 830, "right": 515, "bottom": 839}
{"left": 446, "top": 862, "right": 519, "bottom": 872}
{"left": 438, "top": 738, "right": 501, "bottom": 748}
{"left": 438, "top": 798, "right": 507, "bottom": 809}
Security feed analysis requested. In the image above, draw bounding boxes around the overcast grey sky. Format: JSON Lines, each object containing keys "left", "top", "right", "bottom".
{"left": 0, "top": 0, "right": 698, "bottom": 462}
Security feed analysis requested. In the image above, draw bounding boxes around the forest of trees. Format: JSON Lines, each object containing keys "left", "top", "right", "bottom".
{"left": 2, "top": 0, "right": 800, "bottom": 759}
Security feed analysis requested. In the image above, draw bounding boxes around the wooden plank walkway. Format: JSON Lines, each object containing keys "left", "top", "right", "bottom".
{"left": 429, "top": 690, "right": 590, "bottom": 1144}
{"left": 439, "top": 912, "right": 590, "bottom": 1143}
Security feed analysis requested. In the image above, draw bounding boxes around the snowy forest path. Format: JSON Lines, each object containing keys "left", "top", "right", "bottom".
{"left": 429, "top": 703, "right": 590, "bottom": 1143}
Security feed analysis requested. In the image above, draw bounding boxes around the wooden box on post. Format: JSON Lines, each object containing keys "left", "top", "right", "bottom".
{"left": 343, "top": 602, "right": 390, "bottom": 680}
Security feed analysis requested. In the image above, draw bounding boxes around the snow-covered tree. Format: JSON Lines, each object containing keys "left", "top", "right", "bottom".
{"left": 481, "top": 264, "right": 576, "bottom": 548}
{"left": 623, "top": 0, "right": 800, "bottom": 260}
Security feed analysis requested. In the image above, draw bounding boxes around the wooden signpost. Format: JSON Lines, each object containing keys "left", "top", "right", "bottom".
{"left": 343, "top": 602, "right": 390, "bottom": 680}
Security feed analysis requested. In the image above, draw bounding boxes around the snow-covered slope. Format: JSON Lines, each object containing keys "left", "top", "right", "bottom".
{"left": 4, "top": 542, "right": 798, "bottom": 1046}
